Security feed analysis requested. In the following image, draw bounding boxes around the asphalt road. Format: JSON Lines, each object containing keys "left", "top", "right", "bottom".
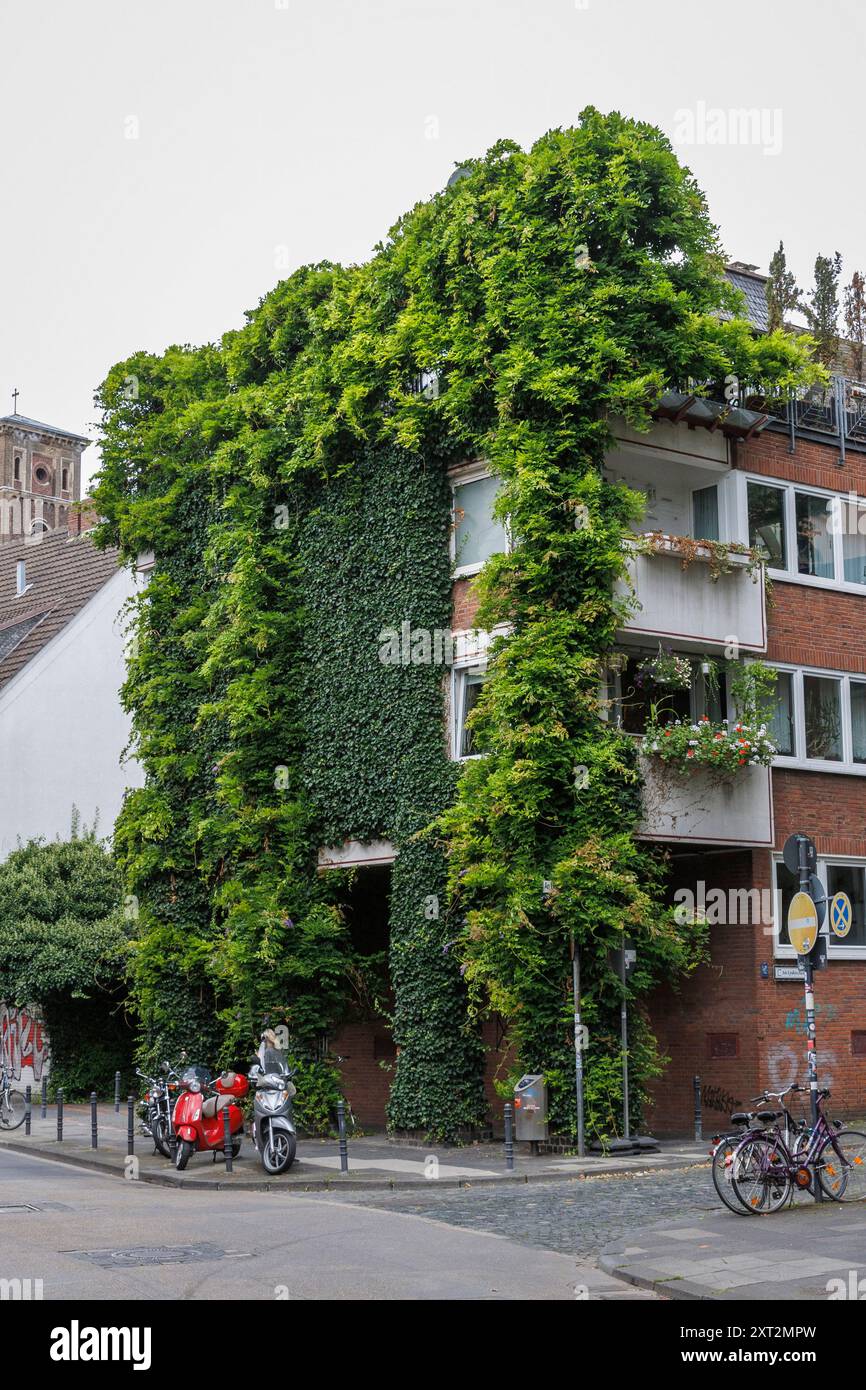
{"left": 0, "top": 1148, "right": 656, "bottom": 1301}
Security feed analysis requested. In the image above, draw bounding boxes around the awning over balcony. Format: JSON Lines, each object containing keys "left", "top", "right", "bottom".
{"left": 652, "top": 391, "right": 769, "bottom": 441}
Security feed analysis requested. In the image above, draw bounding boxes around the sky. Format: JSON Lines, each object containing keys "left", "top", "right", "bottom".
{"left": 2, "top": 0, "right": 865, "bottom": 487}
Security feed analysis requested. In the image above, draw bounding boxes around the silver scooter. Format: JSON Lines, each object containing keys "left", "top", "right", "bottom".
{"left": 249, "top": 1035, "right": 297, "bottom": 1174}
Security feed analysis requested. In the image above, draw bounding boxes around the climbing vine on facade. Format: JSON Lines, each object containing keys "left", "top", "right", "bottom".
{"left": 93, "top": 109, "right": 817, "bottom": 1140}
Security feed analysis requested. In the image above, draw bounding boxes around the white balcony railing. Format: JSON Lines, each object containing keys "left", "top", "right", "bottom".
{"left": 637, "top": 754, "right": 774, "bottom": 847}
{"left": 616, "top": 536, "right": 766, "bottom": 653}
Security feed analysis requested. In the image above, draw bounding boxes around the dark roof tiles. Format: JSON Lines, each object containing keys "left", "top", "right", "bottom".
{"left": 0, "top": 530, "right": 121, "bottom": 691}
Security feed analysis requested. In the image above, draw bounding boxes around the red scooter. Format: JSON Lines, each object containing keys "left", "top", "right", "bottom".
{"left": 172, "top": 1064, "right": 249, "bottom": 1170}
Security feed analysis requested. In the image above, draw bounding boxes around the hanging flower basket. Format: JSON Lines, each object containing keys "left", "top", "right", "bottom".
{"left": 635, "top": 646, "right": 692, "bottom": 691}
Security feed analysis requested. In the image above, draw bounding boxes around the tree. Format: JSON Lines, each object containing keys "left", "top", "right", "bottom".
{"left": 765, "top": 241, "right": 802, "bottom": 332}
{"left": 0, "top": 835, "right": 132, "bottom": 1095}
{"left": 844, "top": 270, "right": 866, "bottom": 381}
{"left": 805, "top": 252, "right": 843, "bottom": 368}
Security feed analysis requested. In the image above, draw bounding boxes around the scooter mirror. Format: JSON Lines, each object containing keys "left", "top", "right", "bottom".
{"left": 160, "top": 1061, "right": 169, "bottom": 1074}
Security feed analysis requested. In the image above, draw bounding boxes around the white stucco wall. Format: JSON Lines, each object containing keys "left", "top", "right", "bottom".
{"left": 0, "top": 566, "right": 145, "bottom": 859}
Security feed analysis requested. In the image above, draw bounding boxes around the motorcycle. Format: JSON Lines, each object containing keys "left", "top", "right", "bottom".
{"left": 137, "top": 1061, "right": 182, "bottom": 1159}
{"left": 249, "top": 1035, "right": 297, "bottom": 1175}
{"left": 172, "top": 1064, "right": 249, "bottom": 1171}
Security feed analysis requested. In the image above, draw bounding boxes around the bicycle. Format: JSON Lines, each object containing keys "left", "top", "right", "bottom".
{"left": 0, "top": 1065, "right": 27, "bottom": 1130}
{"left": 731, "top": 1085, "right": 866, "bottom": 1213}
{"left": 711, "top": 1087, "right": 810, "bottom": 1216}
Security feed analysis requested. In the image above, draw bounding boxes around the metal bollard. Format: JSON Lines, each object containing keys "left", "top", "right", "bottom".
{"left": 41, "top": 1076, "right": 47, "bottom": 1119}
{"left": 24, "top": 1085, "right": 31, "bottom": 1137}
{"left": 91, "top": 1091, "right": 98, "bottom": 1149}
{"left": 114, "top": 1071, "right": 121, "bottom": 1114}
{"left": 127, "top": 1096, "right": 135, "bottom": 1157}
{"left": 693, "top": 1074, "right": 702, "bottom": 1142}
{"left": 504, "top": 1102, "right": 515, "bottom": 1171}
{"left": 223, "top": 1106, "right": 233, "bottom": 1173}
{"left": 336, "top": 1100, "right": 349, "bottom": 1173}
{"left": 56, "top": 1089, "right": 64, "bottom": 1142}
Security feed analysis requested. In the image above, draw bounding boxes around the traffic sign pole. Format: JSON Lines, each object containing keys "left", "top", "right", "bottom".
{"left": 797, "top": 834, "right": 823, "bottom": 1203}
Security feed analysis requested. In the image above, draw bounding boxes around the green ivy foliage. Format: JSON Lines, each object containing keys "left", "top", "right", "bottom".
{"left": 92, "top": 109, "right": 817, "bottom": 1140}
{"left": 0, "top": 836, "right": 133, "bottom": 1096}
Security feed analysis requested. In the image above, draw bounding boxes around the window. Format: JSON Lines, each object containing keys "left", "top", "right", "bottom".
{"left": 453, "top": 665, "right": 488, "bottom": 758}
{"left": 15, "top": 561, "right": 29, "bottom": 597}
{"left": 748, "top": 481, "right": 787, "bottom": 566}
{"left": 768, "top": 664, "right": 866, "bottom": 771}
{"left": 607, "top": 653, "right": 726, "bottom": 733}
{"left": 452, "top": 474, "right": 507, "bottom": 575}
{"left": 744, "top": 477, "right": 866, "bottom": 592}
{"left": 840, "top": 500, "right": 866, "bottom": 586}
{"left": 852, "top": 1032, "right": 866, "bottom": 1058}
{"left": 692, "top": 484, "right": 719, "bottom": 542}
{"left": 615, "top": 655, "right": 692, "bottom": 734}
{"left": 796, "top": 492, "right": 834, "bottom": 579}
{"left": 853, "top": 682, "right": 866, "bottom": 764}
{"left": 34, "top": 465, "right": 49, "bottom": 485}
{"left": 13, "top": 455, "right": 21, "bottom": 481}
{"left": 774, "top": 859, "right": 866, "bottom": 955}
{"left": 768, "top": 670, "right": 795, "bottom": 756}
{"left": 826, "top": 865, "right": 866, "bottom": 947}
{"left": 803, "top": 675, "right": 842, "bottom": 761}
{"left": 61, "top": 466, "right": 69, "bottom": 491}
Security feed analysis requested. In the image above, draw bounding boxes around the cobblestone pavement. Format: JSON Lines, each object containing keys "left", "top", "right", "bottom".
{"left": 294, "top": 1162, "right": 721, "bottom": 1260}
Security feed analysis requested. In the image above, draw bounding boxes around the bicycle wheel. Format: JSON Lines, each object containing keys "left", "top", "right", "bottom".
{"left": 731, "top": 1136, "right": 793, "bottom": 1214}
{"left": 818, "top": 1130, "right": 866, "bottom": 1202}
{"left": 712, "top": 1136, "right": 750, "bottom": 1215}
{"left": 0, "top": 1089, "right": 27, "bottom": 1130}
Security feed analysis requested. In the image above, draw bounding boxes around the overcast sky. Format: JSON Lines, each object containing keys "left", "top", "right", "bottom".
{"left": 3, "top": 0, "right": 864, "bottom": 485}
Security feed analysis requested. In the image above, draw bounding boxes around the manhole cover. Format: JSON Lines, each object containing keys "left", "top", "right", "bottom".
{"left": 68, "top": 1242, "right": 227, "bottom": 1269}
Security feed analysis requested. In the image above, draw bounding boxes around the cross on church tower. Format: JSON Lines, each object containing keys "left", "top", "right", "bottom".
{"left": 11, "top": 388, "right": 19, "bottom": 415}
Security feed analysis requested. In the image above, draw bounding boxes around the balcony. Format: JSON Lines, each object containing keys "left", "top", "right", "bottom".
{"left": 616, "top": 536, "right": 767, "bottom": 653}
{"left": 637, "top": 754, "right": 774, "bottom": 847}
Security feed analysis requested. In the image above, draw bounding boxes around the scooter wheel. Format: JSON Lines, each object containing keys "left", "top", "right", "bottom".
{"left": 175, "top": 1139, "right": 194, "bottom": 1171}
{"left": 262, "top": 1132, "right": 296, "bottom": 1175}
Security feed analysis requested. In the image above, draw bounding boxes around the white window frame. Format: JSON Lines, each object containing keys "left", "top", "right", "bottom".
{"left": 450, "top": 661, "right": 488, "bottom": 761}
{"left": 741, "top": 472, "right": 866, "bottom": 595}
{"left": 450, "top": 462, "right": 509, "bottom": 579}
{"left": 772, "top": 854, "right": 866, "bottom": 960}
{"left": 765, "top": 661, "right": 866, "bottom": 775}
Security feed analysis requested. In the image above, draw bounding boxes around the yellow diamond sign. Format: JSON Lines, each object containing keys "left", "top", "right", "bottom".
{"left": 788, "top": 891, "right": 819, "bottom": 956}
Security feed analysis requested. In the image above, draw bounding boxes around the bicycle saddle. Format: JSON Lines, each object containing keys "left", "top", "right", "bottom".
{"left": 730, "top": 1112, "right": 751, "bottom": 1125}
{"left": 757, "top": 1108, "right": 782, "bottom": 1123}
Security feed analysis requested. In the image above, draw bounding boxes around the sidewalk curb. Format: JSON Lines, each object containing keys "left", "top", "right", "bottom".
{"left": 598, "top": 1251, "right": 706, "bottom": 1301}
{"left": 0, "top": 1136, "right": 709, "bottom": 1192}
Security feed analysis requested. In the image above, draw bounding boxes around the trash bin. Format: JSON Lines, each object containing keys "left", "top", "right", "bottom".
{"left": 514, "top": 1074, "right": 548, "bottom": 1141}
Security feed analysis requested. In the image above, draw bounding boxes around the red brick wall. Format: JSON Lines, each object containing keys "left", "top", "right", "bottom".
{"left": 441, "top": 426, "right": 866, "bottom": 1136}
{"left": 329, "top": 1019, "right": 394, "bottom": 1128}
{"left": 452, "top": 575, "right": 482, "bottom": 631}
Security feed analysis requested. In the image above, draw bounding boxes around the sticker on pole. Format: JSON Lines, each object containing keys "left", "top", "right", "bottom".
{"left": 787, "top": 891, "right": 819, "bottom": 955}
{"left": 830, "top": 891, "right": 853, "bottom": 939}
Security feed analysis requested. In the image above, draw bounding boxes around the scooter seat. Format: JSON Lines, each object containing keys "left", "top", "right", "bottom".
{"left": 202, "top": 1094, "right": 233, "bottom": 1118}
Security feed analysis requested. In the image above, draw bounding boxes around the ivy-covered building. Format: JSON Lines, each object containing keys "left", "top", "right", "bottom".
{"left": 93, "top": 110, "right": 845, "bottom": 1141}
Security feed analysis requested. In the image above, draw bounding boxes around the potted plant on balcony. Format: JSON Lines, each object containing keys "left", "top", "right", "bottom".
{"left": 639, "top": 661, "right": 778, "bottom": 778}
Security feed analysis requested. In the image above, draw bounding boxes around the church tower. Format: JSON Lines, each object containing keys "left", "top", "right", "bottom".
{"left": 0, "top": 405, "right": 88, "bottom": 542}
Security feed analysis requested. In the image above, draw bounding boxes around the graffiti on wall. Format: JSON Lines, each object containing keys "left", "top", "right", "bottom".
{"left": 0, "top": 1004, "right": 49, "bottom": 1080}
{"left": 768, "top": 1043, "right": 836, "bottom": 1094}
